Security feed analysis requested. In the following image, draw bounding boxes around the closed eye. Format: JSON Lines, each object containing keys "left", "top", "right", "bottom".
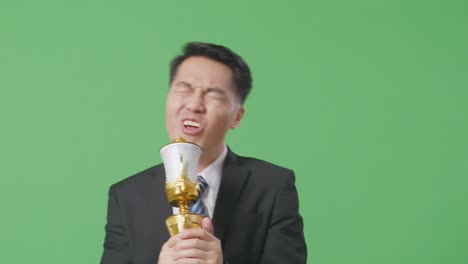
{"left": 174, "top": 81, "right": 193, "bottom": 93}
{"left": 205, "top": 87, "right": 226, "bottom": 100}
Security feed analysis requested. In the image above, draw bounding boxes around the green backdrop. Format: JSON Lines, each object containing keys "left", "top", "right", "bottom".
{"left": 1, "top": 0, "right": 467, "bottom": 263}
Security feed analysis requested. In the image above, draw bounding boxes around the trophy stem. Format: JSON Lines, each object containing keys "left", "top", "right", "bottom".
{"left": 179, "top": 201, "right": 189, "bottom": 214}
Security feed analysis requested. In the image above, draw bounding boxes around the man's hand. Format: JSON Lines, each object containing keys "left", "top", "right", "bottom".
{"left": 158, "top": 217, "right": 223, "bottom": 264}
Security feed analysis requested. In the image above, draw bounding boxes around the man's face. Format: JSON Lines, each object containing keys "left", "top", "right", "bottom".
{"left": 165, "top": 56, "right": 244, "bottom": 154}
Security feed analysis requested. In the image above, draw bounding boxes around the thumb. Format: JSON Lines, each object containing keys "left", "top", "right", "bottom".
{"left": 202, "top": 217, "right": 214, "bottom": 234}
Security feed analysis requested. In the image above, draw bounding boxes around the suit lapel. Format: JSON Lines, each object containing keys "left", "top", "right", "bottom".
{"left": 149, "top": 165, "right": 172, "bottom": 241}
{"left": 212, "top": 149, "right": 250, "bottom": 243}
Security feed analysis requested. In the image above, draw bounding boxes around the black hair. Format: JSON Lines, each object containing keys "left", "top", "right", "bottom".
{"left": 169, "top": 42, "right": 252, "bottom": 104}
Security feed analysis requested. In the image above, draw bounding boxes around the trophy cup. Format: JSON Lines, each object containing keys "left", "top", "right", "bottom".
{"left": 160, "top": 138, "right": 203, "bottom": 236}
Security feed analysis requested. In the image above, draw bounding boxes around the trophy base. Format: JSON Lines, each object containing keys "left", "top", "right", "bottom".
{"left": 165, "top": 213, "right": 203, "bottom": 236}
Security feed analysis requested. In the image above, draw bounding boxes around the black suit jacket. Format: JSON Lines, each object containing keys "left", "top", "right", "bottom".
{"left": 101, "top": 149, "right": 307, "bottom": 264}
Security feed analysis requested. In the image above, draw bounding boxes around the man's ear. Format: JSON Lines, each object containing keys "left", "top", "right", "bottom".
{"left": 231, "top": 106, "right": 245, "bottom": 129}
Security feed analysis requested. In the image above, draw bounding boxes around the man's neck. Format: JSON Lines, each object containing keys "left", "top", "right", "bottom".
{"left": 198, "top": 144, "right": 225, "bottom": 172}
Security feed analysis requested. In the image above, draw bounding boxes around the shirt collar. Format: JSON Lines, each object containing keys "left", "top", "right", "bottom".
{"left": 198, "top": 145, "right": 227, "bottom": 195}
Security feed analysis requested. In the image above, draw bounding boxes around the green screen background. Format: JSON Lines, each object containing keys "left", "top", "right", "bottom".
{"left": 1, "top": 0, "right": 467, "bottom": 263}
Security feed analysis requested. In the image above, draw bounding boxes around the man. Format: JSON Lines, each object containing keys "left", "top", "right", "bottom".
{"left": 101, "top": 42, "right": 307, "bottom": 264}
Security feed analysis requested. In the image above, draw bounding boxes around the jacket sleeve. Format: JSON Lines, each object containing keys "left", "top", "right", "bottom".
{"left": 260, "top": 170, "right": 307, "bottom": 264}
{"left": 101, "top": 185, "right": 131, "bottom": 264}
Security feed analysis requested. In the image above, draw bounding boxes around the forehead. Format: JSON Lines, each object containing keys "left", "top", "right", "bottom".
{"left": 174, "top": 56, "right": 235, "bottom": 91}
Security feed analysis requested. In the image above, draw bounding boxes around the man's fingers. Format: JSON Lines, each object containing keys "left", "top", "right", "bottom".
{"left": 169, "top": 227, "right": 223, "bottom": 264}
{"left": 173, "top": 248, "right": 207, "bottom": 261}
{"left": 163, "top": 234, "right": 182, "bottom": 248}
{"left": 174, "top": 237, "right": 211, "bottom": 252}
{"left": 179, "top": 227, "right": 217, "bottom": 242}
{"left": 174, "top": 258, "right": 205, "bottom": 264}
{"left": 202, "top": 217, "right": 214, "bottom": 234}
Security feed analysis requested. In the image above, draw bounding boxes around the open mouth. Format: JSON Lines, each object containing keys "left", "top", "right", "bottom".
{"left": 183, "top": 120, "right": 200, "bottom": 129}
{"left": 181, "top": 119, "right": 203, "bottom": 135}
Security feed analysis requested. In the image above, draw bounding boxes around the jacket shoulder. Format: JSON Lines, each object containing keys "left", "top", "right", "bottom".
{"left": 234, "top": 154, "right": 295, "bottom": 184}
{"left": 239, "top": 155, "right": 291, "bottom": 173}
{"left": 111, "top": 163, "right": 164, "bottom": 192}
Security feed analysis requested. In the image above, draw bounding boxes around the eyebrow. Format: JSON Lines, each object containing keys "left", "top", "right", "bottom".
{"left": 176, "top": 81, "right": 192, "bottom": 87}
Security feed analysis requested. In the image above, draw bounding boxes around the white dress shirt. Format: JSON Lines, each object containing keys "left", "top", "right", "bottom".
{"left": 172, "top": 145, "right": 227, "bottom": 218}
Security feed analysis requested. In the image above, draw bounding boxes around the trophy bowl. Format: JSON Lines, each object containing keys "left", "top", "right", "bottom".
{"left": 160, "top": 138, "right": 203, "bottom": 236}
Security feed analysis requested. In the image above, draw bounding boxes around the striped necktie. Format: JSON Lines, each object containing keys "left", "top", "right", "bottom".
{"left": 190, "top": 175, "right": 209, "bottom": 217}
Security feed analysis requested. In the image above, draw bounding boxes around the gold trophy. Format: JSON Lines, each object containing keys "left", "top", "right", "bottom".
{"left": 160, "top": 138, "right": 203, "bottom": 236}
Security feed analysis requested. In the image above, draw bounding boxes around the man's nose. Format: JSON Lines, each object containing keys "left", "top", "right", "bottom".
{"left": 185, "top": 93, "right": 205, "bottom": 113}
